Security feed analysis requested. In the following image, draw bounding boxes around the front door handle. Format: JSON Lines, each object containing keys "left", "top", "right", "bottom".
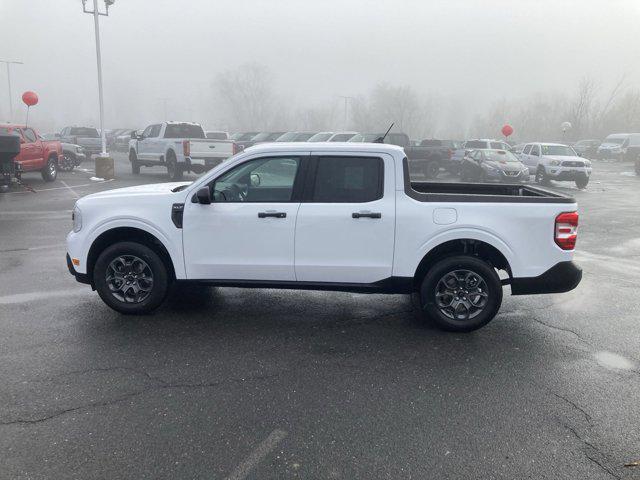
{"left": 258, "top": 212, "right": 287, "bottom": 218}
{"left": 352, "top": 212, "right": 382, "bottom": 219}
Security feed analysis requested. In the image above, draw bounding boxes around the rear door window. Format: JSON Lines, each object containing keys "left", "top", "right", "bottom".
{"left": 312, "top": 156, "right": 383, "bottom": 203}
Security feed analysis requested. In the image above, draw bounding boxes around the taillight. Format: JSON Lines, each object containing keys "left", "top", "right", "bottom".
{"left": 555, "top": 211, "right": 578, "bottom": 250}
{"left": 183, "top": 140, "right": 190, "bottom": 157}
{"left": 447, "top": 149, "right": 453, "bottom": 159}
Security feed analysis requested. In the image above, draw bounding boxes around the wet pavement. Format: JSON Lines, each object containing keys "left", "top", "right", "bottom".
{"left": 1, "top": 153, "right": 639, "bottom": 479}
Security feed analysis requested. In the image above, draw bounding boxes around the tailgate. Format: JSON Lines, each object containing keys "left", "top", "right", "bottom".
{"left": 189, "top": 139, "right": 234, "bottom": 159}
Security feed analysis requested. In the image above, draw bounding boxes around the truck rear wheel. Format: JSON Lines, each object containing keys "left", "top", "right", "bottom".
{"left": 60, "top": 152, "right": 76, "bottom": 172}
{"left": 130, "top": 150, "right": 140, "bottom": 175}
{"left": 41, "top": 156, "right": 58, "bottom": 182}
{"left": 166, "top": 152, "right": 183, "bottom": 181}
{"left": 419, "top": 255, "right": 502, "bottom": 332}
{"left": 424, "top": 160, "right": 440, "bottom": 179}
{"left": 93, "top": 241, "right": 170, "bottom": 314}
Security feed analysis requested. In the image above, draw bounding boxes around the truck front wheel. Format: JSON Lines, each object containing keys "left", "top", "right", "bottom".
{"left": 130, "top": 150, "right": 140, "bottom": 175}
{"left": 93, "top": 241, "right": 170, "bottom": 314}
{"left": 419, "top": 255, "right": 502, "bottom": 332}
{"left": 535, "top": 167, "right": 550, "bottom": 186}
{"left": 41, "top": 156, "right": 58, "bottom": 182}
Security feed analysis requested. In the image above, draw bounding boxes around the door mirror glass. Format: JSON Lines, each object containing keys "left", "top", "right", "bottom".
{"left": 196, "top": 187, "right": 212, "bottom": 204}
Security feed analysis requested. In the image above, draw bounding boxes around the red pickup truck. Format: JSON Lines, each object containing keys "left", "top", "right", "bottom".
{"left": 0, "top": 124, "right": 63, "bottom": 181}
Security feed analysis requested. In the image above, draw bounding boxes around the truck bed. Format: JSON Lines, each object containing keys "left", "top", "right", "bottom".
{"left": 407, "top": 180, "right": 575, "bottom": 203}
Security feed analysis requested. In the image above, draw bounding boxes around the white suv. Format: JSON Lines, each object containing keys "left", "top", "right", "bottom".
{"left": 519, "top": 143, "right": 592, "bottom": 189}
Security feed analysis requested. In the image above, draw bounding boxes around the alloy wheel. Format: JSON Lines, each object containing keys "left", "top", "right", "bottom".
{"left": 106, "top": 255, "right": 154, "bottom": 303}
{"left": 434, "top": 269, "right": 489, "bottom": 321}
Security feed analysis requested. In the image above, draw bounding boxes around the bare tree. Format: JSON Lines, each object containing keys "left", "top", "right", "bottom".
{"left": 213, "top": 63, "right": 276, "bottom": 131}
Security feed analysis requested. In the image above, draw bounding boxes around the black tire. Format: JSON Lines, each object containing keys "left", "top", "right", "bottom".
{"left": 419, "top": 255, "right": 503, "bottom": 332}
{"left": 130, "top": 150, "right": 140, "bottom": 175}
{"left": 93, "top": 241, "right": 170, "bottom": 314}
{"left": 424, "top": 160, "right": 440, "bottom": 179}
{"left": 59, "top": 152, "right": 76, "bottom": 172}
{"left": 575, "top": 176, "right": 589, "bottom": 189}
{"left": 166, "top": 151, "right": 183, "bottom": 181}
{"left": 535, "top": 167, "right": 550, "bottom": 186}
{"left": 41, "top": 156, "right": 58, "bottom": 182}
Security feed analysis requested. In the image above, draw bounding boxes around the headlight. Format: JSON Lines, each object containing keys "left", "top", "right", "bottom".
{"left": 584, "top": 160, "right": 592, "bottom": 167}
{"left": 72, "top": 205, "right": 82, "bottom": 232}
{"left": 76, "top": 146, "right": 84, "bottom": 153}
{"left": 549, "top": 160, "right": 561, "bottom": 166}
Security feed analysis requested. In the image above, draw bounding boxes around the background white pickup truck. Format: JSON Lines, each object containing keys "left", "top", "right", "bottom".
{"left": 128, "top": 121, "right": 238, "bottom": 180}
{"left": 67, "top": 143, "right": 582, "bottom": 332}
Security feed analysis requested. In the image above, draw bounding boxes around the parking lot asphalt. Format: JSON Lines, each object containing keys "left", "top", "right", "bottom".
{"left": 1, "top": 152, "right": 640, "bottom": 479}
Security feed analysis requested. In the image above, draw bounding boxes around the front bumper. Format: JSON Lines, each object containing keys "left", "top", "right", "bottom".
{"left": 510, "top": 261, "right": 582, "bottom": 295}
{"left": 485, "top": 169, "right": 529, "bottom": 182}
{"left": 66, "top": 253, "right": 91, "bottom": 285}
{"left": 547, "top": 166, "right": 592, "bottom": 180}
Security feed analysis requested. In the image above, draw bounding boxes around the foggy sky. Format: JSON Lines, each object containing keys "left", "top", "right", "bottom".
{"left": 1, "top": 0, "right": 639, "bottom": 133}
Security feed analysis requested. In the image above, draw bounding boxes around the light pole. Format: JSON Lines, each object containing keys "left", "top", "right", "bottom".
{"left": 82, "top": 0, "right": 114, "bottom": 156}
{"left": 338, "top": 95, "right": 353, "bottom": 130}
{"left": 0, "top": 60, "right": 23, "bottom": 122}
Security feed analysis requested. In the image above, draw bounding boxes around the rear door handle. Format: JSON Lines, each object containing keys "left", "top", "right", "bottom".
{"left": 258, "top": 212, "right": 287, "bottom": 218}
{"left": 352, "top": 212, "right": 382, "bottom": 219}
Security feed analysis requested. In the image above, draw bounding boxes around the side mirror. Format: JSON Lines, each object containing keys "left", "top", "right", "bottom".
{"left": 131, "top": 132, "right": 139, "bottom": 140}
{"left": 250, "top": 173, "right": 261, "bottom": 187}
{"left": 196, "top": 187, "right": 212, "bottom": 204}
{"left": 576, "top": 152, "right": 582, "bottom": 157}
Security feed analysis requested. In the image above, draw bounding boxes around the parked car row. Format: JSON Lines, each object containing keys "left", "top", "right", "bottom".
{"left": 457, "top": 141, "right": 592, "bottom": 189}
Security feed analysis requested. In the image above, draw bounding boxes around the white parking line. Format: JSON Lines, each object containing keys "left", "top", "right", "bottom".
{"left": 226, "top": 429, "right": 287, "bottom": 480}
{"left": 60, "top": 180, "right": 80, "bottom": 199}
{"left": 0, "top": 289, "right": 92, "bottom": 305}
{"left": 5, "top": 179, "right": 114, "bottom": 194}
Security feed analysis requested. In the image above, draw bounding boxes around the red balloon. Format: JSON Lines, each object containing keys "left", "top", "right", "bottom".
{"left": 22, "top": 91, "right": 38, "bottom": 107}
{"left": 501, "top": 124, "right": 514, "bottom": 137}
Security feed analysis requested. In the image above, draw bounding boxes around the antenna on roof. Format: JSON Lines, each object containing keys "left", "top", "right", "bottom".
{"left": 374, "top": 123, "right": 394, "bottom": 143}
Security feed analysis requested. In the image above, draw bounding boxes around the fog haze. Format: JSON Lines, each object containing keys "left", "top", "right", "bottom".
{"left": 1, "top": 0, "right": 639, "bottom": 137}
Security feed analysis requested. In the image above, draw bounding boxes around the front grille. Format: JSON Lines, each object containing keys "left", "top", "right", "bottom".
{"left": 562, "top": 161, "right": 584, "bottom": 167}
{"left": 504, "top": 171, "right": 520, "bottom": 176}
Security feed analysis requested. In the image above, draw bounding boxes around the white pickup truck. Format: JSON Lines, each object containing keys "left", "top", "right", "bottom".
{"left": 128, "top": 121, "right": 238, "bottom": 180}
{"left": 67, "top": 143, "right": 582, "bottom": 332}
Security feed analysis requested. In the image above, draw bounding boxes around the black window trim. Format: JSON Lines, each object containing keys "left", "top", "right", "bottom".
{"left": 304, "top": 155, "right": 385, "bottom": 204}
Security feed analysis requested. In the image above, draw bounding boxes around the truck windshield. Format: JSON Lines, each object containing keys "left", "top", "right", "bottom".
{"left": 308, "top": 133, "right": 333, "bottom": 142}
{"left": 602, "top": 137, "right": 626, "bottom": 145}
{"left": 541, "top": 145, "right": 576, "bottom": 156}
{"left": 70, "top": 128, "right": 99, "bottom": 138}
{"left": 465, "top": 140, "right": 488, "bottom": 149}
{"left": 164, "top": 124, "right": 205, "bottom": 139}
